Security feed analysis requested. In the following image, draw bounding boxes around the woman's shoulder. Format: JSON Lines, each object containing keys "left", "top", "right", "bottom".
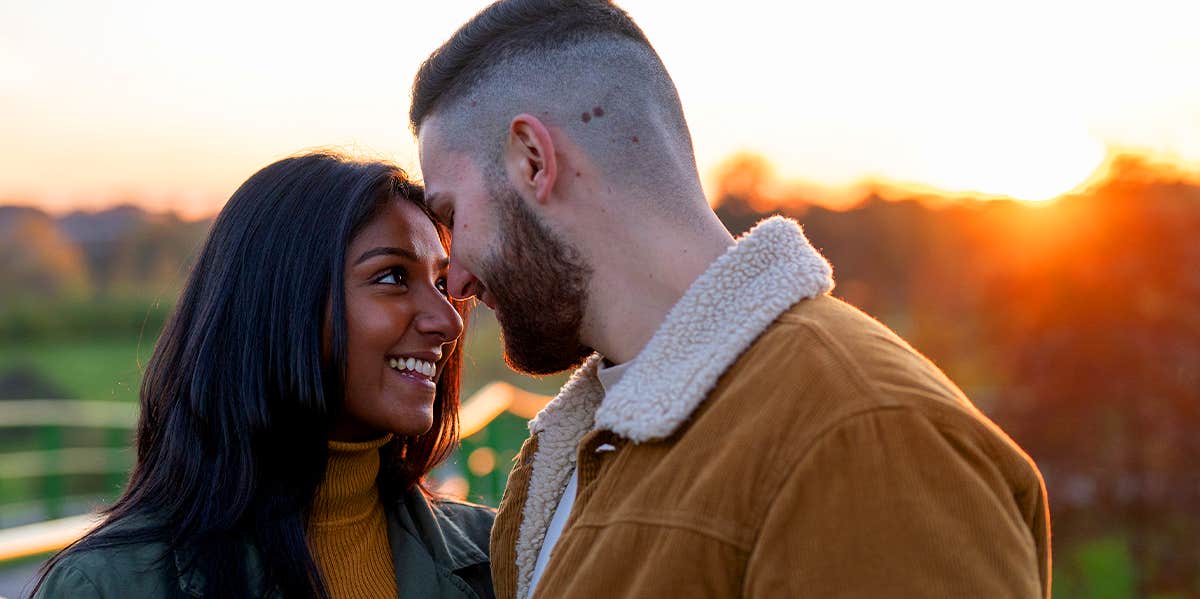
{"left": 35, "top": 535, "right": 179, "bottom": 598}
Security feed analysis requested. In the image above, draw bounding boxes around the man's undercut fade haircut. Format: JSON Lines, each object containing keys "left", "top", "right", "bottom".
{"left": 411, "top": 0, "right": 704, "bottom": 206}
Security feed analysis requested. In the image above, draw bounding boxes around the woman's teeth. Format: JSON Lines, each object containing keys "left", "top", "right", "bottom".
{"left": 389, "top": 357, "right": 436, "bottom": 377}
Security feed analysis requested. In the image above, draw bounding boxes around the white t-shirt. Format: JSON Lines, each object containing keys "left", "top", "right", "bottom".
{"left": 527, "top": 359, "right": 631, "bottom": 596}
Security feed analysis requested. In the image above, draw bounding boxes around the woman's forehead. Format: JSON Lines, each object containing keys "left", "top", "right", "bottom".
{"left": 350, "top": 200, "right": 447, "bottom": 262}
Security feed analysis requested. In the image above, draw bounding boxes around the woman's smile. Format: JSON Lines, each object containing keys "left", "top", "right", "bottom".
{"left": 388, "top": 355, "right": 437, "bottom": 376}
{"left": 387, "top": 355, "right": 438, "bottom": 388}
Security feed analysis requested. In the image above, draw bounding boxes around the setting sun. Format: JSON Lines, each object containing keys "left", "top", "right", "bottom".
{"left": 907, "top": 124, "right": 1108, "bottom": 202}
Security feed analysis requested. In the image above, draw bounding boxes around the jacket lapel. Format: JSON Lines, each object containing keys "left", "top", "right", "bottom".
{"left": 388, "top": 487, "right": 488, "bottom": 598}
{"left": 510, "top": 358, "right": 604, "bottom": 599}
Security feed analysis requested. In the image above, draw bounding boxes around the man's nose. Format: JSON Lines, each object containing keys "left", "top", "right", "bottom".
{"left": 447, "top": 262, "right": 482, "bottom": 301}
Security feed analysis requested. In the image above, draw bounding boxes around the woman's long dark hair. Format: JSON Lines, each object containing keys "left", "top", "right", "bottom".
{"left": 34, "top": 151, "right": 470, "bottom": 598}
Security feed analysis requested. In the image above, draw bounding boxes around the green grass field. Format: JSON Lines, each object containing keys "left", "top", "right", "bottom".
{"left": 0, "top": 338, "right": 154, "bottom": 404}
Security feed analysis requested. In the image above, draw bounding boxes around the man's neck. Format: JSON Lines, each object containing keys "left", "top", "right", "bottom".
{"left": 582, "top": 214, "right": 734, "bottom": 364}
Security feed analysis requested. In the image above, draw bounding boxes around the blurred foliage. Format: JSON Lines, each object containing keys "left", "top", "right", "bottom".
{"left": 1052, "top": 539, "right": 1125, "bottom": 599}
{"left": 0, "top": 339, "right": 151, "bottom": 403}
{"left": 1, "top": 152, "right": 1198, "bottom": 594}
{"left": 0, "top": 297, "right": 171, "bottom": 342}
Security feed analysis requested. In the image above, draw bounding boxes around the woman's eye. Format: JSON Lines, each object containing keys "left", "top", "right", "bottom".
{"left": 376, "top": 267, "right": 408, "bottom": 286}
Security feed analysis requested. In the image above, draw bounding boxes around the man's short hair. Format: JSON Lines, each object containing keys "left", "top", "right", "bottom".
{"left": 411, "top": 0, "right": 702, "bottom": 203}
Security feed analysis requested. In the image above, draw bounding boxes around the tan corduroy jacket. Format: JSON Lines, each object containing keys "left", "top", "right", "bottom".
{"left": 492, "top": 217, "right": 1050, "bottom": 599}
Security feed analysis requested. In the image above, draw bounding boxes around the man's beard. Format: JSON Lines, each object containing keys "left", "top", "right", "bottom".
{"left": 479, "top": 183, "right": 594, "bottom": 375}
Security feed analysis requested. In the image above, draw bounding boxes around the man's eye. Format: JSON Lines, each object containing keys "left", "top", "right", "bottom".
{"left": 436, "top": 277, "right": 450, "bottom": 296}
{"left": 376, "top": 267, "right": 408, "bottom": 286}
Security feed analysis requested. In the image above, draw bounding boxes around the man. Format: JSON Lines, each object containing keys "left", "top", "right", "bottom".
{"left": 411, "top": 1, "right": 1050, "bottom": 597}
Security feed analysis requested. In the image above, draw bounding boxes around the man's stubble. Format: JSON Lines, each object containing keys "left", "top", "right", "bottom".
{"left": 480, "top": 182, "right": 595, "bottom": 375}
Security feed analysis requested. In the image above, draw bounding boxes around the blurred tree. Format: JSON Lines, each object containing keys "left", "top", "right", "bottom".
{"left": 983, "top": 159, "right": 1200, "bottom": 595}
{"left": 0, "top": 209, "right": 90, "bottom": 299}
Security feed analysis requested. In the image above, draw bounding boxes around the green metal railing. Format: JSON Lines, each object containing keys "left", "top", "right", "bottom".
{"left": 0, "top": 383, "right": 548, "bottom": 563}
{"left": 0, "top": 401, "right": 135, "bottom": 523}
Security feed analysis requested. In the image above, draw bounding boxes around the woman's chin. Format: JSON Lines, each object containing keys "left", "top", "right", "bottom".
{"left": 382, "top": 406, "right": 436, "bottom": 438}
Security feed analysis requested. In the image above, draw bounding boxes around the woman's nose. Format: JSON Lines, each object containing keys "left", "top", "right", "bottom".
{"left": 416, "top": 290, "right": 465, "bottom": 343}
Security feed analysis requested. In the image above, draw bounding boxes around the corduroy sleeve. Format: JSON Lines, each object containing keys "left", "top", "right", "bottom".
{"left": 742, "top": 407, "right": 1048, "bottom": 599}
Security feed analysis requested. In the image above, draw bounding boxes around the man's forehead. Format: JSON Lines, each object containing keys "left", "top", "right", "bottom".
{"left": 418, "top": 118, "right": 452, "bottom": 158}
{"left": 418, "top": 132, "right": 482, "bottom": 192}
{"left": 416, "top": 114, "right": 457, "bottom": 159}
{"left": 419, "top": 151, "right": 476, "bottom": 196}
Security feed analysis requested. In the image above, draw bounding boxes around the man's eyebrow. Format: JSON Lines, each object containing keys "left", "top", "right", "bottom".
{"left": 353, "top": 246, "right": 449, "bottom": 269}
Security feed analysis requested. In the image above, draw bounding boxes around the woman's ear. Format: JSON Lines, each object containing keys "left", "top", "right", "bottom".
{"left": 506, "top": 114, "right": 558, "bottom": 205}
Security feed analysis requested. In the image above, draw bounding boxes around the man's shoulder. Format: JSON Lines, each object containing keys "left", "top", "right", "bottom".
{"left": 710, "top": 294, "right": 1037, "bottom": 479}
{"left": 704, "top": 294, "right": 1024, "bottom": 460}
{"left": 726, "top": 294, "right": 974, "bottom": 415}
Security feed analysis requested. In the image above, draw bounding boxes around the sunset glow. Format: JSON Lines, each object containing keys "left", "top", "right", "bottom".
{"left": 896, "top": 126, "right": 1108, "bottom": 203}
{"left": 1, "top": 0, "right": 1198, "bottom": 214}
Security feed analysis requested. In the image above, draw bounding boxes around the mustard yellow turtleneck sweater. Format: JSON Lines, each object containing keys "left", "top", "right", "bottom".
{"left": 310, "top": 434, "right": 398, "bottom": 599}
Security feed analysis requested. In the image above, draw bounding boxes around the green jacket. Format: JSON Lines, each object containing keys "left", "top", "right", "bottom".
{"left": 34, "top": 487, "right": 495, "bottom": 599}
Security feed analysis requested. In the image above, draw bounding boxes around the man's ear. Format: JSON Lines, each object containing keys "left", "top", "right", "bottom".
{"left": 506, "top": 114, "right": 558, "bottom": 205}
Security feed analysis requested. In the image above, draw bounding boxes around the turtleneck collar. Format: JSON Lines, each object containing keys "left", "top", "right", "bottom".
{"left": 312, "top": 434, "right": 393, "bottom": 526}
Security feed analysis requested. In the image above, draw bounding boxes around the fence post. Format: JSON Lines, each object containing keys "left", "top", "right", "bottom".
{"left": 39, "top": 425, "right": 64, "bottom": 520}
{"left": 106, "top": 427, "right": 129, "bottom": 497}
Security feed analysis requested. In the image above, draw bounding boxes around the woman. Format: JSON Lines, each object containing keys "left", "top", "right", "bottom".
{"left": 33, "top": 152, "right": 494, "bottom": 598}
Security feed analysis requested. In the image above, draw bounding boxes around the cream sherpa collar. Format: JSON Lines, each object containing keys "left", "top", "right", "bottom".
{"left": 513, "top": 216, "right": 834, "bottom": 599}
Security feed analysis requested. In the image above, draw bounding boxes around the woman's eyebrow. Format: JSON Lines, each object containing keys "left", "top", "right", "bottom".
{"left": 354, "top": 246, "right": 419, "bottom": 266}
{"left": 353, "top": 246, "right": 449, "bottom": 270}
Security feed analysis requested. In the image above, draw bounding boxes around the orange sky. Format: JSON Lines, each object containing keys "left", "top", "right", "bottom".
{"left": 2, "top": 0, "right": 1198, "bottom": 217}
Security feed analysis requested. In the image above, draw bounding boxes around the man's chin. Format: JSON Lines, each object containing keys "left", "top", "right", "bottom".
{"left": 500, "top": 332, "right": 592, "bottom": 376}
